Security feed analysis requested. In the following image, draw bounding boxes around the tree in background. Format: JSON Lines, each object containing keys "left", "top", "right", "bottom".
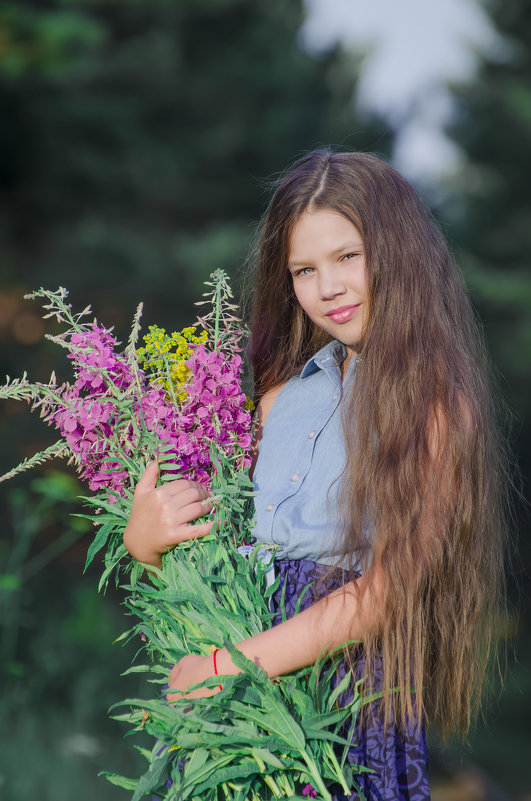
{"left": 437, "top": 0, "right": 531, "bottom": 791}
{"left": 0, "top": 0, "right": 388, "bottom": 341}
{"left": 440, "top": 0, "right": 530, "bottom": 465}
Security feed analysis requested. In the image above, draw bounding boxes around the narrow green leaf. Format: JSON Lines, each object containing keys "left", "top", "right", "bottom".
{"left": 84, "top": 522, "right": 114, "bottom": 571}
{"left": 131, "top": 748, "right": 172, "bottom": 801}
{"left": 100, "top": 772, "right": 137, "bottom": 790}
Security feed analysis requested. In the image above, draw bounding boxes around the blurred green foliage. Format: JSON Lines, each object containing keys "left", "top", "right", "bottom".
{"left": 0, "top": 0, "right": 387, "bottom": 345}
{"left": 439, "top": 0, "right": 531, "bottom": 676}
{"left": 0, "top": 471, "right": 149, "bottom": 800}
{"left": 440, "top": 0, "right": 531, "bottom": 433}
{"left": 436, "top": 2, "right": 531, "bottom": 793}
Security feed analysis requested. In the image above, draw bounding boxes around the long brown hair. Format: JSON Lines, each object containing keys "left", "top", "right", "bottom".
{"left": 248, "top": 149, "right": 510, "bottom": 737}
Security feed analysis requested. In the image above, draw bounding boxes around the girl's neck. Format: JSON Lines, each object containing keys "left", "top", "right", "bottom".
{"left": 340, "top": 346, "right": 358, "bottom": 381}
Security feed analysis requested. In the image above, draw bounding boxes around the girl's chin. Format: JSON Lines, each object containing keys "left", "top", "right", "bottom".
{"left": 336, "top": 336, "right": 363, "bottom": 354}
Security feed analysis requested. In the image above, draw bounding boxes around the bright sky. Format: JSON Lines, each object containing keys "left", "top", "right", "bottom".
{"left": 301, "top": 0, "right": 506, "bottom": 186}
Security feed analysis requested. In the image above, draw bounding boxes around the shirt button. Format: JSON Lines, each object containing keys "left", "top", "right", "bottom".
{"left": 308, "top": 430, "right": 315, "bottom": 439}
{"left": 266, "top": 504, "right": 274, "bottom": 511}
{"left": 291, "top": 473, "right": 299, "bottom": 482}
{"left": 333, "top": 393, "right": 338, "bottom": 401}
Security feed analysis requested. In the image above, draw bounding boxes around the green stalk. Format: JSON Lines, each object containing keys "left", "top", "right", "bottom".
{"left": 263, "top": 774, "right": 283, "bottom": 798}
{"left": 26, "top": 288, "right": 86, "bottom": 333}
{"left": 324, "top": 742, "right": 351, "bottom": 795}
{"left": 213, "top": 277, "right": 221, "bottom": 351}
{"left": 0, "top": 440, "right": 68, "bottom": 483}
{"left": 277, "top": 772, "right": 295, "bottom": 796}
{"left": 299, "top": 750, "right": 332, "bottom": 801}
{"left": 162, "top": 355, "right": 179, "bottom": 410}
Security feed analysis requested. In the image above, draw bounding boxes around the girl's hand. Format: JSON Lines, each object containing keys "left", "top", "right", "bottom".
{"left": 123, "top": 460, "right": 214, "bottom": 567}
{"left": 167, "top": 654, "right": 219, "bottom": 702}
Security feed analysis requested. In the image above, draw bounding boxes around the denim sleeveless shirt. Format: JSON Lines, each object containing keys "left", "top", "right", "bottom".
{"left": 252, "top": 340, "right": 361, "bottom": 569}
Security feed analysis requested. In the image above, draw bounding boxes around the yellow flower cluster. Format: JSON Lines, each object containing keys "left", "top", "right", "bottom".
{"left": 137, "top": 324, "right": 207, "bottom": 401}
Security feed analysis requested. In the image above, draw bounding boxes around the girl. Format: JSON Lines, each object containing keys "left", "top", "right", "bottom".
{"left": 124, "top": 150, "right": 509, "bottom": 800}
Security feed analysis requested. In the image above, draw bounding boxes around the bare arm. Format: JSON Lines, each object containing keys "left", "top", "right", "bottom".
{"left": 169, "top": 547, "right": 384, "bottom": 697}
{"left": 168, "top": 568, "right": 384, "bottom": 697}
{"left": 219, "top": 567, "right": 383, "bottom": 677}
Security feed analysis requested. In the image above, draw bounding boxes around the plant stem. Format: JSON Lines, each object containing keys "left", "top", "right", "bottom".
{"left": 324, "top": 742, "right": 351, "bottom": 795}
{"left": 213, "top": 277, "right": 221, "bottom": 351}
{"left": 299, "top": 750, "right": 332, "bottom": 801}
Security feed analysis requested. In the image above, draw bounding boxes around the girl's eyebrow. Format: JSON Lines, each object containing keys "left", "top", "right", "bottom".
{"left": 288, "top": 240, "right": 364, "bottom": 269}
{"left": 331, "top": 240, "right": 364, "bottom": 255}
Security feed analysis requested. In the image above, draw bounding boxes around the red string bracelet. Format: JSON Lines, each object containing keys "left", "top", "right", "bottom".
{"left": 212, "top": 648, "right": 222, "bottom": 691}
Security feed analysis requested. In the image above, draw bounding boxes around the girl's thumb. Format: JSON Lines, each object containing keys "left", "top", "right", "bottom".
{"left": 137, "top": 460, "right": 159, "bottom": 492}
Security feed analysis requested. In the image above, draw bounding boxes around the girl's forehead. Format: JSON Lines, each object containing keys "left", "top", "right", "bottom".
{"left": 289, "top": 208, "right": 363, "bottom": 253}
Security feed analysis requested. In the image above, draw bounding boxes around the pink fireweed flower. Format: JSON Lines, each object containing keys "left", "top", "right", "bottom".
{"left": 68, "top": 325, "right": 134, "bottom": 392}
{"left": 42, "top": 323, "right": 253, "bottom": 495}
{"left": 180, "top": 345, "right": 252, "bottom": 456}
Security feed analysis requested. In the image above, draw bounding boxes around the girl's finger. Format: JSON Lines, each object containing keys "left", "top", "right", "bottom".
{"left": 172, "top": 499, "right": 214, "bottom": 528}
{"left": 159, "top": 477, "right": 197, "bottom": 496}
{"left": 163, "top": 479, "right": 209, "bottom": 499}
{"left": 135, "top": 460, "right": 159, "bottom": 493}
{"left": 172, "top": 520, "right": 215, "bottom": 545}
{"left": 165, "top": 487, "right": 211, "bottom": 512}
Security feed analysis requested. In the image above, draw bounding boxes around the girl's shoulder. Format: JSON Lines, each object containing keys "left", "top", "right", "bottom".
{"left": 256, "top": 383, "right": 287, "bottom": 428}
{"left": 249, "top": 383, "right": 287, "bottom": 479}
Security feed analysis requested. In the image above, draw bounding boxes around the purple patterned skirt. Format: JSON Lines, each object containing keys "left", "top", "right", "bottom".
{"left": 270, "top": 559, "right": 431, "bottom": 801}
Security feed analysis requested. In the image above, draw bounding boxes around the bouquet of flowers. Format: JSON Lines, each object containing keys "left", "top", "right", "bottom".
{"left": 0, "top": 272, "right": 366, "bottom": 801}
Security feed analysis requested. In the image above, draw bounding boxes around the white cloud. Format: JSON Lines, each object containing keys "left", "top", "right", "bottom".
{"left": 300, "top": 0, "right": 506, "bottom": 182}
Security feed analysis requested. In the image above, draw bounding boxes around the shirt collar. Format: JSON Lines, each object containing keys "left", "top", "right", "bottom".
{"left": 300, "top": 340, "right": 347, "bottom": 379}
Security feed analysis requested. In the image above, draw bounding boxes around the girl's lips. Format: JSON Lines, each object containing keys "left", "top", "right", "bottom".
{"left": 325, "top": 304, "right": 360, "bottom": 323}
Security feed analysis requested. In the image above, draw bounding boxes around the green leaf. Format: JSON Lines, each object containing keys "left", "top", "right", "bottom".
{"left": 294, "top": 581, "right": 314, "bottom": 614}
{"left": 131, "top": 747, "right": 172, "bottom": 801}
{"left": 224, "top": 641, "right": 269, "bottom": 685}
{"left": 251, "top": 748, "right": 286, "bottom": 770}
{"left": 121, "top": 664, "right": 151, "bottom": 675}
{"left": 228, "top": 700, "right": 306, "bottom": 752}
{"left": 78, "top": 494, "right": 129, "bottom": 518}
{"left": 326, "top": 668, "right": 355, "bottom": 712}
{"left": 100, "top": 772, "right": 138, "bottom": 790}
{"left": 194, "top": 761, "right": 263, "bottom": 795}
{"left": 84, "top": 521, "right": 114, "bottom": 571}
{"left": 180, "top": 751, "right": 235, "bottom": 799}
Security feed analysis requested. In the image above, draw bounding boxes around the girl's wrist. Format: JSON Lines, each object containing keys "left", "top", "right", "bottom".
{"left": 215, "top": 636, "right": 277, "bottom": 679}
{"left": 214, "top": 646, "right": 239, "bottom": 677}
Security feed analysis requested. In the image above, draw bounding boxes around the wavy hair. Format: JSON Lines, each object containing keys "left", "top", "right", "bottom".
{"left": 248, "top": 149, "right": 510, "bottom": 737}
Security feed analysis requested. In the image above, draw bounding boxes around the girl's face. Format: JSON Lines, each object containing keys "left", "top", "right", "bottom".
{"left": 288, "top": 208, "right": 369, "bottom": 358}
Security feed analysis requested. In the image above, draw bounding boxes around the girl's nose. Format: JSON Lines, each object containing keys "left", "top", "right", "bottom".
{"left": 318, "top": 270, "right": 346, "bottom": 300}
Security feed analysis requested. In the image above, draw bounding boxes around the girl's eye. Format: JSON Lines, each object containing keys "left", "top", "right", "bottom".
{"left": 341, "top": 252, "right": 360, "bottom": 261}
{"left": 294, "top": 267, "right": 314, "bottom": 277}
